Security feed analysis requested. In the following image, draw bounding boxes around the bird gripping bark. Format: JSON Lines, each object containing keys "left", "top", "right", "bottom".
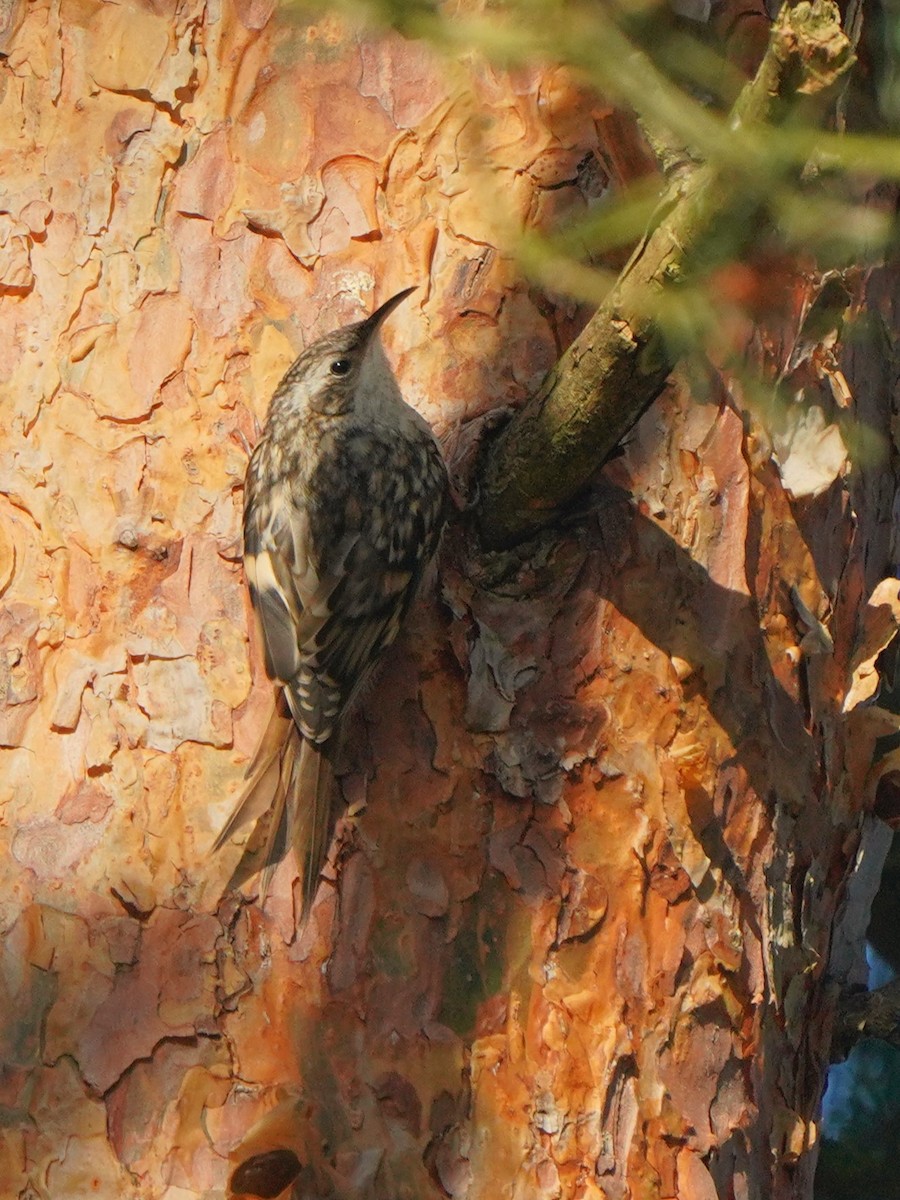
{"left": 216, "top": 288, "right": 449, "bottom": 912}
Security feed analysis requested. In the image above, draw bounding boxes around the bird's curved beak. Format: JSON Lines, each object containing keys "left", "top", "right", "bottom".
{"left": 359, "top": 286, "right": 417, "bottom": 343}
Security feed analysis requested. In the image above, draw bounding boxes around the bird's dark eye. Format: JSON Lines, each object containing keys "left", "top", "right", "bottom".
{"left": 329, "top": 358, "right": 352, "bottom": 376}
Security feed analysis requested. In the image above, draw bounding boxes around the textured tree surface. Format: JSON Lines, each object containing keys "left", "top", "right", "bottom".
{"left": 0, "top": 2, "right": 897, "bottom": 1199}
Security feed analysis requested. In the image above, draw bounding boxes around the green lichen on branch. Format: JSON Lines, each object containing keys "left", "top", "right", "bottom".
{"left": 475, "top": 1, "right": 856, "bottom": 549}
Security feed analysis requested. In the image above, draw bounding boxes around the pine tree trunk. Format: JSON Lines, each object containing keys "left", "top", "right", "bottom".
{"left": 0, "top": 2, "right": 895, "bottom": 1198}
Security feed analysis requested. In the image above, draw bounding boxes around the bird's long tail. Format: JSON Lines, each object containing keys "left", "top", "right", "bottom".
{"left": 214, "top": 696, "right": 337, "bottom": 914}
{"left": 290, "top": 734, "right": 336, "bottom": 915}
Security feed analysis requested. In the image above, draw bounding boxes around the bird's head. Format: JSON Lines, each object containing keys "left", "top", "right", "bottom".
{"left": 272, "top": 287, "right": 416, "bottom": 418}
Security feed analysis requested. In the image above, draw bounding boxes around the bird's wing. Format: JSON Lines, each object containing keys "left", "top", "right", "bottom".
{"left": 243, "top": 467, "right": 351, "bottom": 744}
{"left": 295, "top": 428, "right": 449, "bottom": 718}
{"left": 244, "top": 428, "right": 447, "bottom": 742}
{"left": 243, "top": 476, "right": 323, "bottom": 686}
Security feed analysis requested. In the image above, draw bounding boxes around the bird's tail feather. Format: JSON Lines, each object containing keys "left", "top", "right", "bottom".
{"left": 293, "top": 736, "right": 336, "bottom": 915}
{"left": 212, "top": 698, "right": 292, "bottom": 852}
{"left": 215, "top": 696, "right": 337, "bottom": 914}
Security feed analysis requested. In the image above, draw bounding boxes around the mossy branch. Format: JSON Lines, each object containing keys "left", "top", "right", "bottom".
{"left": 475, "top": 1, "right": 855, "bottom": 549}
